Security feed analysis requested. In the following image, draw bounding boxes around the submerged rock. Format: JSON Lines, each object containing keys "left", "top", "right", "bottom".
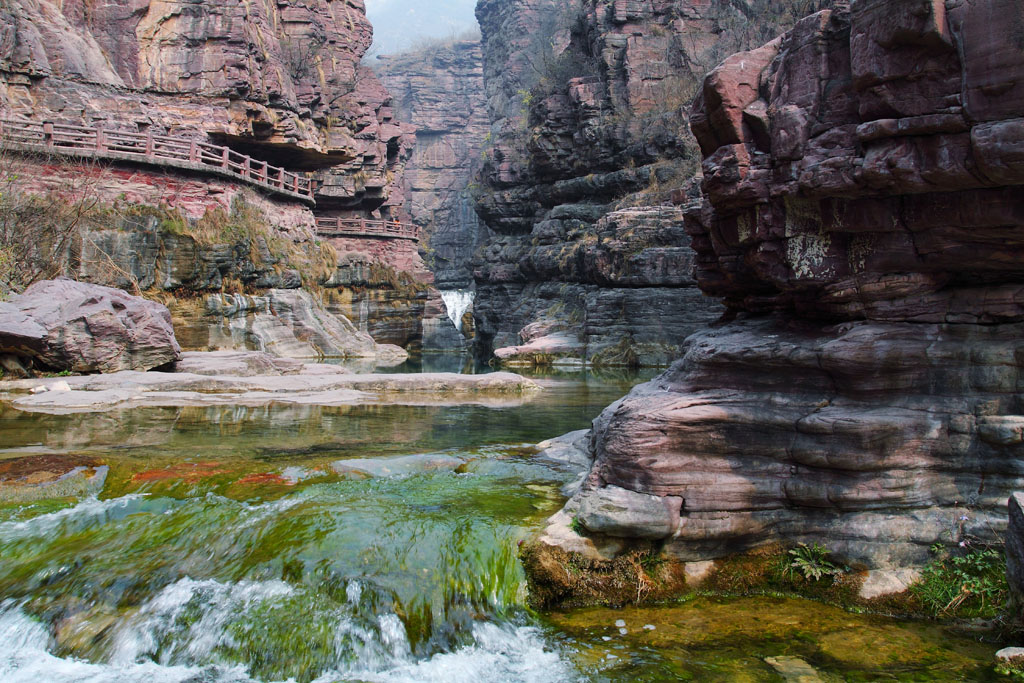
{"left": 0, "top": 454, "right": 108, "bottom": 504}
{"left": 764, "top": 656, "right": 824, "bottom": 683}
{"left": 0, "top": 279, "right": 180, "bottom": 373}
{"left": 330, "top": 454, "right": 466, "bottom": 479}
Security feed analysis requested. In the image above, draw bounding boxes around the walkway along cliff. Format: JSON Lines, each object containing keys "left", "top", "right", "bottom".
{"left": 525, "top": 0, "right": 1024, "bottom": 603}
{"left": 0, "top": 0, "right": 429, "bottom": 358}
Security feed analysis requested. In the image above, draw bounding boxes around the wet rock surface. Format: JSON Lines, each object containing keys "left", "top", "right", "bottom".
{"left": 0, "top": 279, "right": 180, "bottom": 373}
{"left": 537, "top": 1, "right": 1024, "bottom": 572}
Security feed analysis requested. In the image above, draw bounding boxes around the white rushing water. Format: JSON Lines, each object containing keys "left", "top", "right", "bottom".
{"left": 439, "top": 289, "right": 475, "bottom": 333}
{"left": 0, "top": 589, "right": 576, "bottom": 683}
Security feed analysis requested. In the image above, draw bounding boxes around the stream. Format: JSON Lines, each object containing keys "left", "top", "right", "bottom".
{"left": 0, "top": 366, "right": 1002, "bottom": 682}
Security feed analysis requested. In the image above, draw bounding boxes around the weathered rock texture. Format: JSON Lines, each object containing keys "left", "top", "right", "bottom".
{"left": 471, "top": 0, "right": 833, "bottom": 365}
{"left": 0, "top": 0, "right": 430, "bottom": 354}
{"left": 1010, "top": 493, "right": 1024, "bottom": 620}
{"left": 376, "top": 40, "right": 490, "bottom": 289}
{"left": 546, "top": 2, "right": 1024, "bottom": 574}
{"left": 0, "top": 278, "right": 180, "bottom": 372}
{"left": 0, "top": 0, "right": 411, "bottom": 216}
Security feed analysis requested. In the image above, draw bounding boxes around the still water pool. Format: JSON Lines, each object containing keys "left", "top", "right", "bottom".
{"left": 0, "top": 369, "right": 1001, "bottom": 681}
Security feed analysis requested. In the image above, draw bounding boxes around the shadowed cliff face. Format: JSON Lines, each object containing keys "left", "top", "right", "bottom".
{"left": 545, "top": 1, "right": 1024, "bottom": 581}
{"left": 375, "top": 40, "right": 491, "bottom": 289}
{"left": 469, "top": 0, "right": 833, "bottom": 366}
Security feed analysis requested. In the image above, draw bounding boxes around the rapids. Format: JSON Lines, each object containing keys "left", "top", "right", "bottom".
{"left": 0, "top": 368, "right": 1003, "bottom": 681}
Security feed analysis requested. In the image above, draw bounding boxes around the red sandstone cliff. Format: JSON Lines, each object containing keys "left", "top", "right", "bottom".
{"left": 0, "top": 0, "right": 426, "bottom": 355}
{"left": 536, "top": 0, "right": 1024, "bottom": 597}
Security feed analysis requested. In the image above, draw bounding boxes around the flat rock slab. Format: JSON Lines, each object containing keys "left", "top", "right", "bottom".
{"left": 172, "top": 350, "right": 318, "bottom": 377}
{"left": 0, "top": 361, "right": 541, "bottom": 413}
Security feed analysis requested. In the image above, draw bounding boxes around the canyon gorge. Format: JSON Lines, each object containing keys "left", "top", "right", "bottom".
{"left": 0, "top": 0, "right": 1022, "bottom": 680}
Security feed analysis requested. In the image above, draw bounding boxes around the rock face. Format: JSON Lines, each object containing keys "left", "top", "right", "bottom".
{"left": 0, "top": 279, "right": 180, "bottom": 373}
{"left": 1010, "top": 493, "right": 1024, "bottom": 620}
{"left": 203, "top": 289, "right": 407, "bottom": 362}
{"left": 0, "top": 0, "right": 430, "bottom": 354}
{"left": 544, "top": 2, "right": 1024, "bottom": 574}
{"left": 470, "top": 0, "right": 834, "bottom": 365}
{"left": 0, "top": 0, "right": 410, "bottom": 216}
{"left": 376, "top": 40, "right": 490, "bottom": 289}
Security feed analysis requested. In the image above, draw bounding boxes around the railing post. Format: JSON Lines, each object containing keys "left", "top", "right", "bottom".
{"left": 145, "top": 130, "right": 154, "bottom": 156}
{"left": 242, "top": 157, "right": 250, "bottom": 178}
{"left": 278, "top": 168, "right": 285, "bottom": 188}
{"left": 96, "top": 125, "right": 105, "bottom": 152}
{"left": 221, "top": 146, "right": 229, "bottom": 169}
{"left": 189, "top": 140, "right": 198, "bottom": 163}
{"left": 43, "top": 122, "right": 54, "bottom": 148}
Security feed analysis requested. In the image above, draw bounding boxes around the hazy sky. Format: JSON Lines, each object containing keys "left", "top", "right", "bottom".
{"left": 365, "top": 0, "right": 480, "bottom": 55}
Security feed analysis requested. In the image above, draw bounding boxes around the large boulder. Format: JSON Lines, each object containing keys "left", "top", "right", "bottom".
{"left": 0, "top": 279, "right": 180, "bottom": 373}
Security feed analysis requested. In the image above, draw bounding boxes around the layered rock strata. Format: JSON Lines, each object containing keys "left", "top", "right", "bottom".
{"left": 375, "top": 40, "right": 490, "bottom": 289}
{"left": 539, "top": 1, "right": 1024, "bottom": 579}
{"left": 0, "top": 0, "right": 411, "bottom": 215}
{"left": 0, "top": 0, "right": 428, "bottom": 354}
{"left": 470, "top": 0, "right": 834, "bottom": 365}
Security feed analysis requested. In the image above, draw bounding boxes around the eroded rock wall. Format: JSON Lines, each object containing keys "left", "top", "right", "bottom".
{"left": 0, "top": 0, "right": 410, "bottom": 213}
{"left": 375, "top": 40, "right": 490, "bottom": 289}
{"left": 551, "top": 1, "right": 1024, "bottom": 576}
{"left": 471, "top": 0, "right": 833, "bottom": 365}
{"left": 0, "top": 0, "right": 426, "bottom": 356}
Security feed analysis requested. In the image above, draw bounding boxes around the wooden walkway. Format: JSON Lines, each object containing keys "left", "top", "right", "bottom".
{"left": 0, "top": 118, "right": 316, "bottom": 205}
{"left": 315, "top": 217, "right": 420, "bottom": 241}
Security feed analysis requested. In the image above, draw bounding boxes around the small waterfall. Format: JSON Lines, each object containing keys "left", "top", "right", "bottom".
{"left": 440, "top": 289, "right": 475, "bottom": 333}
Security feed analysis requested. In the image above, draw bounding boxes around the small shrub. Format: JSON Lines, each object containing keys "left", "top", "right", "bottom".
{"left": 787, "top": 543, "right": 845, "bottom": 582}
{"left": 910, "top": 545, "right": 1007, "bottom": 618}
{"left": 569, "top": 516, "right": 584, "bottom": 535}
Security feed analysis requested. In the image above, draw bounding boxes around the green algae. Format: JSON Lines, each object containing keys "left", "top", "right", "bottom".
{"left": 548, "top": 596, "right": 1002, "bottom": 681}
{"left": 0, "top": 372, "right": 1009, "bottom": 681}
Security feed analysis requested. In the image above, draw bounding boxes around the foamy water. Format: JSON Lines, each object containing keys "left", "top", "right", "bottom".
{"left": 0, "top": 597, "right": 575, "bottom": 683}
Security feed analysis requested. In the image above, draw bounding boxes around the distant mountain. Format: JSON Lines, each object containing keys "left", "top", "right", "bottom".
{"left": 365, "top": 0, "right": 480, "bottom": 56}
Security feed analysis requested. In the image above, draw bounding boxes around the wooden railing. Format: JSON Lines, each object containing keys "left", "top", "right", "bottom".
{"left": 315, "top": 217, "right": 420, "bottom": 241}
{"left": 0, "top": 118, "right": 316, "bottom": 203}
